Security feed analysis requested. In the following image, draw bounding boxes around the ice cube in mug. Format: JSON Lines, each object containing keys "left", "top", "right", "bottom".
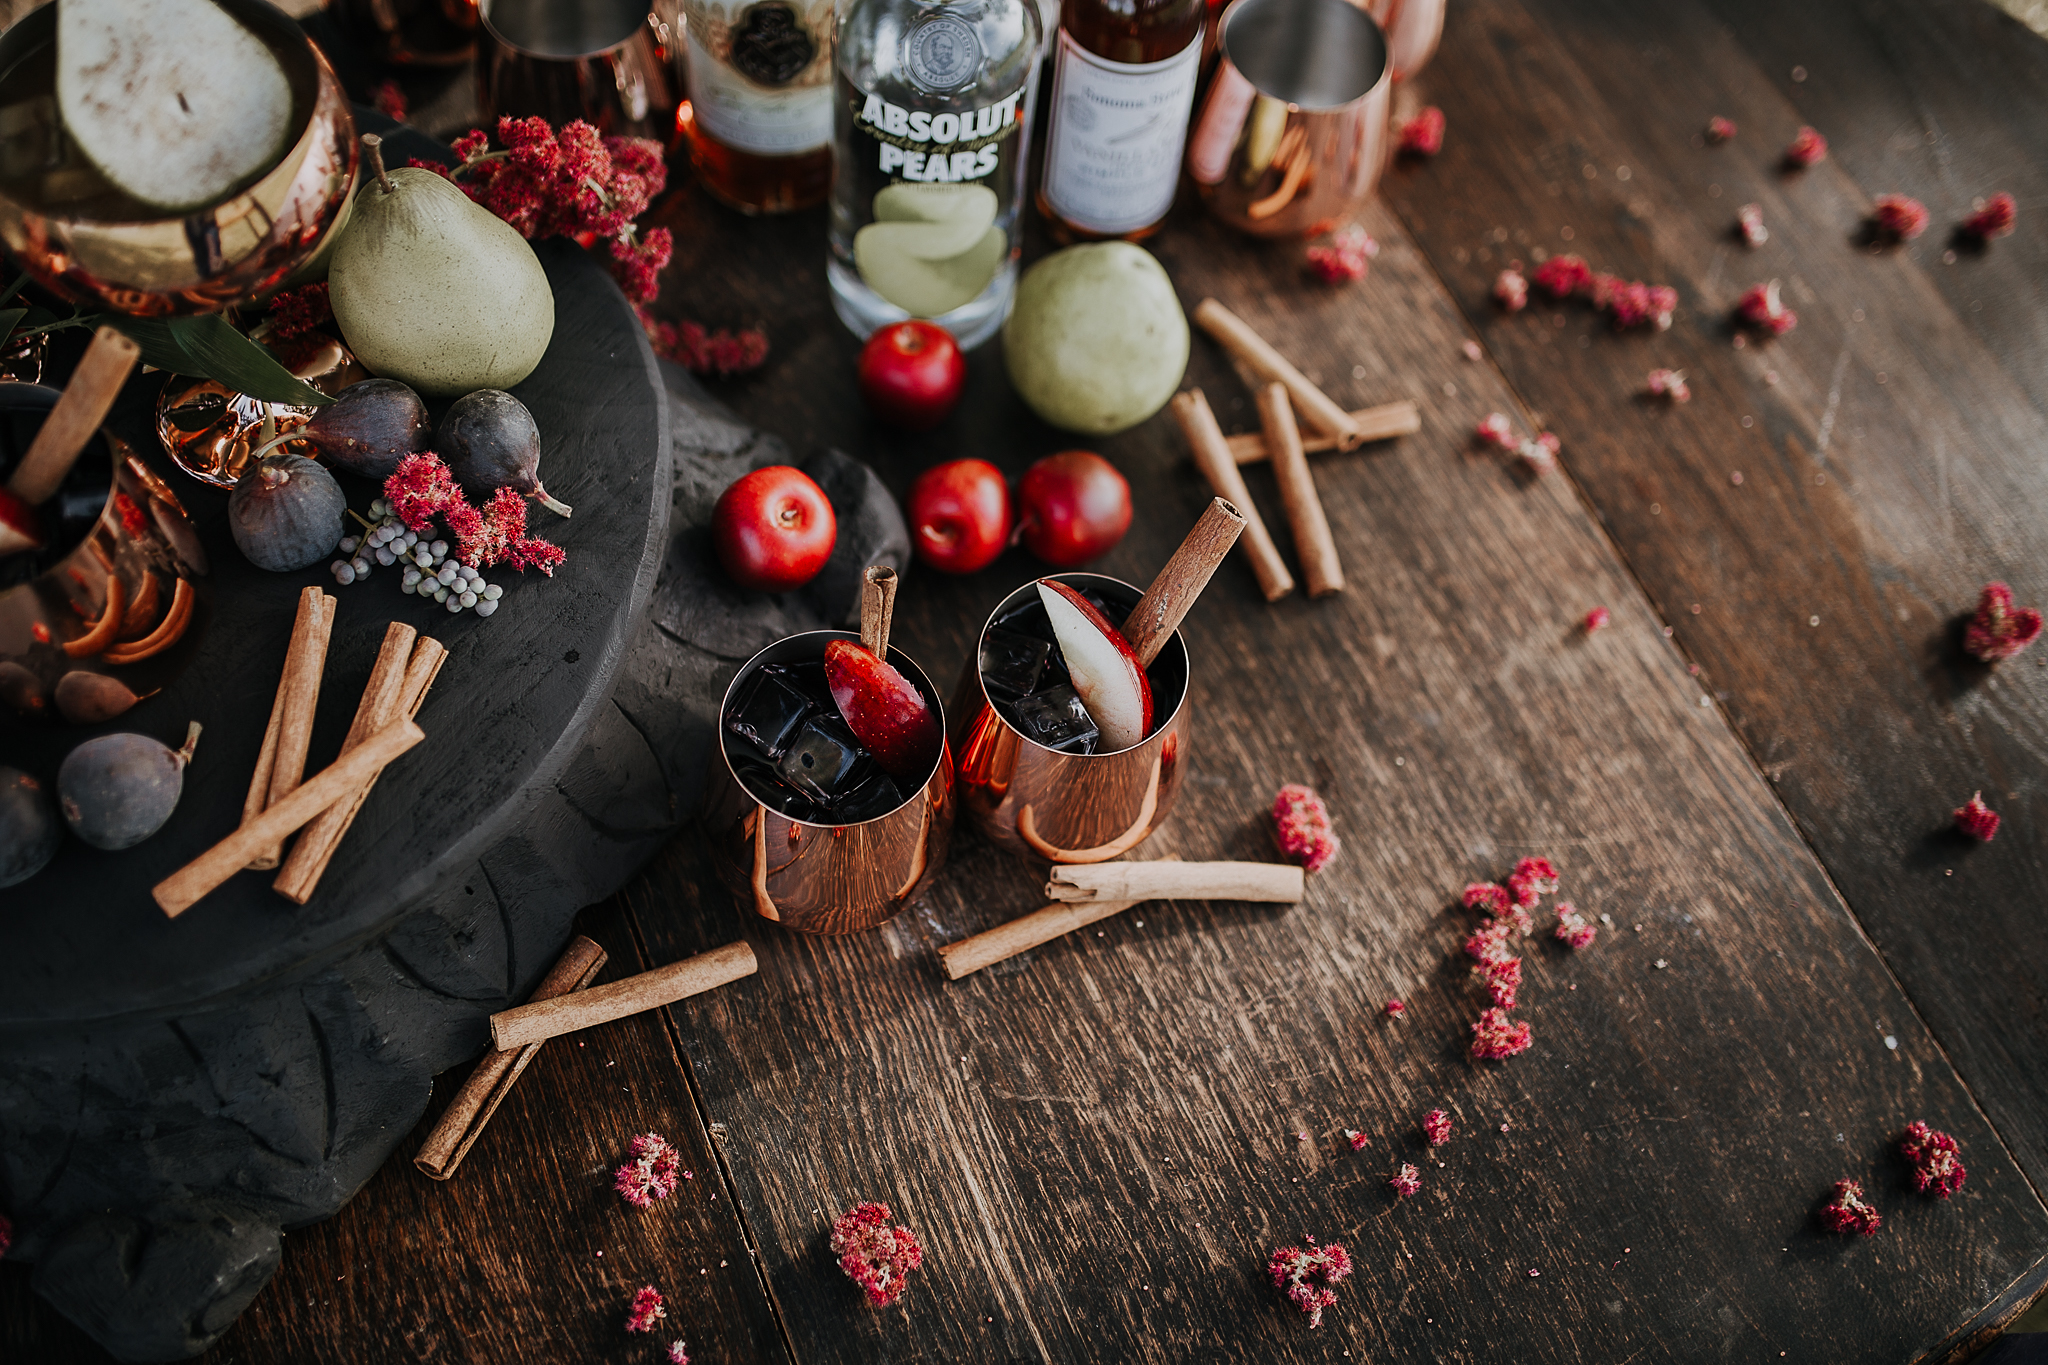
{"left": 1008, "top": 683, "right": 1100, "bottom": 752}
{"left": 776, "top": 716, "right": 868, "bottom": 803}
{"left": 980, "top": 628, "right": 1051, "bottom": 698}
{"left": 727, "top": 666, "right": 815, "bottom": 758}
{"left": 833, "top": 770, "right": 905, "bottom": 822}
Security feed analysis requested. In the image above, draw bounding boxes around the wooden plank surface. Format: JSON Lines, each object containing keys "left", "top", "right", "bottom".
{"left": 618, "top": 174, "right": 2048, "bottom": 1361}
{"left": 1386, "top": 0, "right": 2048, "bottom": 1206}
{"left": 1, "top": 900, "right": 781, "bottom": 1364}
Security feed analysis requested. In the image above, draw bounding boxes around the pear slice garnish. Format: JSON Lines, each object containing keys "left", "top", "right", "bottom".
{"left": 57, "top": 0, "right": 296, "bottom": 213}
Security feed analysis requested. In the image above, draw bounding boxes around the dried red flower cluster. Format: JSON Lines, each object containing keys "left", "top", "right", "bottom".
{"left": 115, "top": 492, "right": 150, "bottom": 538}
{"left": 1473, "top": 412, "right": 1562, "bottom": 476}
{"left": 1737, "top": 280, "right": 1798, "bottom": 336}
{"left": 643, "top": 317, "right": 772, "bottom": 378}
{"left": 1900, "top": 1121, "right": 1967, "bottom": 1198}
{"left": 1456, "top": 856, "right": 1585, "bottom": 1060}
{"left": 1819, "top": 1179, "right": 1882, "bottom": 1237}
{"left": 1269, "top": 1237, "right": 1352, "bottom": 1327}
{"left": 1783, "top": 125, "right": 1829, "bottom": 169}
{"left": 1528, "top": 254, "right": 1676, "bottom": 330}
{"left": 1554, "top": 902, "right": 1598, "bottom": 950}
{"left": 1399, "top": 106, "right": 1446, "bottom": 157}
{"left": 372, "top": 78, "right": 407, "bottom": 124}
{"left": 1706, "top": 116, "right": 1738, "bottom": 143}
{"left": 1870, "top": 194, "right": 1930, "bottom": 242}
{"left": 831, "top": 1202, "right": 925, "bottom": 1308}
{"left": 384, "top": 453, "right": 567, "bottom": 575}
{"left": 1389, "top": 1163, "right": 1422, "bottom": 1198}
{"left": 1307, "top": 226, "right": 1378, "bottom": 285}
{"left": 1736, "top": 203, "right": 1768, "bottom": 248}
{"left": 1470, "top": 1005, "right": 1532, "bottom": 1060}
{"left": 1961, "top": 193, "right": 2017, "bottom": 241}
{"left": 1953, "top": 792, "right": 2000, "bottom": 843}
{"left": 1583, "top": 606, "right": 1611, "bottom": 633}
{"left": 1422, "top": 1109, "right": 1453, "bottom": 1146}
{"left": 1963, "top": 581, "right": 2042, "bottom": 663}
{"left": 1646, "top": 368, "right": 1691, "bottom": 403}
{"left": 625, "top": 1285, "right": 668, "bottom": 1333}
{"left": 1383, "top": 999, "right": 1405, "bottom": 1018}
{"left": 1493, "top": 265, "right": 1529, "bottom": 312}
{"left": 615, "top": 1132, "right": 683, "bottom": 1208}
{"left": 267, "top": 283, "right": 333, "bottom": 342}
{"left": 0, "top": 1213, "right": 10, "bottom": 1258}
{"left": 1272, "top": 783, "right": 1340, "bottom": 872}
{"left": 668, "top": 1341, "right": 691, "bottom": 1364}
{"left": 1345, "top": 1128, "right": 1371, "bottom": 1150}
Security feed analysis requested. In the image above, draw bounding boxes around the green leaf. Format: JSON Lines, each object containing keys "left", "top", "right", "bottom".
{"left": 0, "top": 308, "right": 24, "bottom": 348}
{"left": 0, "top": 274, "right": 27, "bottom": 308}
{"left": 111, "top": 314, "right": 334, "bottom": 407}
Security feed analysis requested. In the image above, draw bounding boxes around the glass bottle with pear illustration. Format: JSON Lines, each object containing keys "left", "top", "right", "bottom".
{"left": 828, "top": 0, "right": 1042, "bottom": 348}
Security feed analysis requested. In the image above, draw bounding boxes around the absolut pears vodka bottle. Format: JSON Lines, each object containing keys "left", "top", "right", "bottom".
{"left": 828, "top": 0, "right": 1042, "bottom": 348}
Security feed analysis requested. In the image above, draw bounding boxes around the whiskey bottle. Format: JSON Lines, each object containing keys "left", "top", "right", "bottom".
{"left": 828, "top": 0, "right": 1042, "bottom": 347}
{"left": 1036, "top": 0, "right": 1204, "bottom": 240}
{"left": 679, "top": 0, "right": 837, "bottom": 212}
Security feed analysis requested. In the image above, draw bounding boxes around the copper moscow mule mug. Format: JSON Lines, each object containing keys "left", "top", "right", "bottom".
{"left": 949, "top": 573, "right": 1191, "bottom": 865}
{"left": 703, "top": 631, "right": 955, "bottom": 935}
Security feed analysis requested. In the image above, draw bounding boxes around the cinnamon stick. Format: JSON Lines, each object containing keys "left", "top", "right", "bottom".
{"left": 1258, "top": 382, "right": 1343, "bottom": 598}
{"left": 275, "top": 632, "right": 445, "bottom": 904}
{"left": 938, "top": 898, "right": 1145, "bottom": 980}
{"left": 1226, "top": 400, "right": 1421, "bottom": 463}
{"left": 155, "top": 716, "right": 425, "bottom": 918}
{"left": 1046, "top": 859, "right": 1303, "bottom": 904}
{"left": 1193, "top": 299, "right": 1363, "bottom": 449}
{"left": 246, "top": 588, "right": 334, "bottom": 869}
{"left": 489, "top": 941, "right": 757, "bottom": 1050}
{"left": 860, "top": 565, "right": 898, "bottom": 657}
{"left": 1122, "top": 497, "right": 1245, "bottom": 668}
{"left": 414, "top": 935, "right": 608, "bottom": 1181}
{"left": 1170, "top": 389, "right": 1294, "bottom": 602}
{"left": 7, "top": 327, "right": 140, "bottom": 507}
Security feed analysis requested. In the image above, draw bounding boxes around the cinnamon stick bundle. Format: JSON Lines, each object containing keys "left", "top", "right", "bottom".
{"left": 1225, "top": 400, "right": 1421, "bottom": 463}
{"left": 1170, "top": 389, "right": 1295, "bottom": 602}
{"left": 489, "top": 941, "right": 758, "bottom": 1050}
{"left": 1193, "top": 299, "right": 1364, "bottom": 449}
{"left": 414, "top": 935, "right": 608, "bottom": 1181}
{"left": 1046, "top": 859, "right": 1303, "bottom": 904}
{"left": 1258, "top": 382, "right": 1344, "bottom": 598}
{"left": 244, "top": 587, "right": 335, "bottom": 869}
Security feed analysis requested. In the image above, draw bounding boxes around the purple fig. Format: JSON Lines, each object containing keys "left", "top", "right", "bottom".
{"left": 436, "top": 389, "right": 571, "bottom": 517}
{"left": 230, "top": 454, "right": 346, "bottom": 571}
{"left": 251, "top": 378, "right": 431, "bottom": 480}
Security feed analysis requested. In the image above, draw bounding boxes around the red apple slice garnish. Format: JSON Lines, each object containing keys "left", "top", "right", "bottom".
{"left": 1036, "top": 579, "right": 1153, "bottom": 750}
{"left": 823, "top": 639, "right": 943, "bottom": 781}
{"left": 0, "top": 487, "right": 44, "bottom": 558}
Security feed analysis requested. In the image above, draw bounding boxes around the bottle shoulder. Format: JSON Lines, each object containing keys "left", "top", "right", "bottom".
{"left": 837, "top": 0, "right": 1042, "bottom": 85}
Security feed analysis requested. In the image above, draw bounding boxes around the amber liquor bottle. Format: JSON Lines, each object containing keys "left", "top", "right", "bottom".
{"left": 1035, "top": 0, "right": 1204, "bottom": 240}
{"left": 679, "top": 0, "right": 837, "bottom": 212}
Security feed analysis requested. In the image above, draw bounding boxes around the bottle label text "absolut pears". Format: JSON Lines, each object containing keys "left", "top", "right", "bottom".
{"left": 855, "top": 91, "right": 1025, "bottom": 181}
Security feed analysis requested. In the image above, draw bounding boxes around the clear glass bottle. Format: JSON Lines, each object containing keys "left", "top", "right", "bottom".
{"left": 677, "top": 0, "right": 839, "bottom": 212}
{"left": 828, "top": 0, "right": 1042, "bottom": 348}
{"left": 1035, "top": 0, "right": 1204, "bottom": 241}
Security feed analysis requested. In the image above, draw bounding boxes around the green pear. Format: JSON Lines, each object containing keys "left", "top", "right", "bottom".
{"left": 328, "top": 142, "right": 554, "bottom": 398}
{"left": 1003, "top": 242, "right": 1188, "bottom": 435}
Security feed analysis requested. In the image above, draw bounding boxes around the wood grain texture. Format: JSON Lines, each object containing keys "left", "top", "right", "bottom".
{"left": 1, "top": 902, "right": 782, "bottom": 1365}
{"left": 612, "top": 170, "right": 2048, "bottom": 1361}
{"left": 1385, "top": 0, "right": 2048, "bottom": 1222}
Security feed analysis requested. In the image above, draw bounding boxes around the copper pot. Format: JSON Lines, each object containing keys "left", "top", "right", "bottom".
{"left": 477, "top": 0, "right": 676, "bottom": 139}
{"left": 703, "top": 631, "right": 955, "bottom": 935}
{"left": 0, "top": 385, "right": 212, "bottom": 725}
{"left": 0, "top": 0, "right": 358, "bottom": 317}
{"left": 949, "top": 573, "right": 1190, "bottom": 864}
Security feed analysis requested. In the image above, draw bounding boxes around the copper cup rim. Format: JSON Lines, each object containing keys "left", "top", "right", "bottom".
{"left": 968, "top": 571, "right": 1191, "bottom": 759}
{"left": 716, "top": 628, "right": 950, "bottom": 830}
{"left": 1219, "top": 0, "right": 1389, "bottom": 113}
{"left": 477, "top": 0, "right": 656, "bottom": 61}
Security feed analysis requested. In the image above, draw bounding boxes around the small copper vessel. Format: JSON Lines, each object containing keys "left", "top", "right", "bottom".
{"left": 949, "top": 573, "right": 1191, "bottom": 864}
{"left": 155, "top": 333, "right": 370, "bottom": 488}
{"left": 477, "top": 0, "right": 676, "bottom": 139}
{"left": 703, "top": 631, "right": 955, "bottom": 935}
{"left": 0, "top": 0, "right": 358, "bottom": 317}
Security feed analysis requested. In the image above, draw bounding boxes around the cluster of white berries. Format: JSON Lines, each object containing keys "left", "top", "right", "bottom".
{"left": 330, "top": 497, "right": 505, "bottom": 617}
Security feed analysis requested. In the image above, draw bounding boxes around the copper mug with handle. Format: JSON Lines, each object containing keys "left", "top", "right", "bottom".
{"left": 1187, "top": 0, "right": 1391, "bottom": 238}
{"left": 949, "top": 573, "right": 1191, "bottom": 865}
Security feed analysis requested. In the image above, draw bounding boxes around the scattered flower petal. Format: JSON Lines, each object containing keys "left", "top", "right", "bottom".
{"left": 1953, "top": 792, "right": 2000, "bottom": 842}
{"left": 1273, "top": 783, "right": 1340, "bottom": 872}
{"left": 1737, "top": 280, "right": 1797, "bottom": 335}
{"left": 1646, "top": 368, "right": 1691, "bottom": 403}
{"left": 1399, "top": 107, "right": 1446, "bottom": 157}
{"left": 1389, "top": 1164, "right": 1422, "bottom": 1198}
{"left": 1476, "top": 412, "right": 1518, "bottom": 449}
{"left": 1900, "top": 1121, "right": 1967, "bottom": 1199}
{"left": 1507, "top": 856, "right": 1559, "bottom": 909}
{"left": 1269, "top": 1238, "right": 1353, "bottom": 1327}
{"left": 1483, "top": 958, "right": 1523, "bottom": 1009}
{"left": 1423, "top": 1109, "right": 1453, "bottom": 1146}
{"left": 1494, "top": 266, "right": 1529, "bottom": 311}
{"left": 668, "top": 1341, "right": 691, "bottom": 1364}
{"left": 831, "top": 1202, "right": 925, "bottom": 1308}
{"left": 1461, "top": 339, "right": 1484, "bottom": 361}
{"left": 1819, "top": 1179, "right": 1882, "bottom": 1237}
{"left": 1963, "top": 581, "right": 2042, "bottom": 662}
{"left": 1470, "top": 1006, "right": 1533, "bottom": 1059}
{"left": 644, "top": 315, "right": 771, "bottom": 377}
{"left": 1584, "top": 606, "right": 1611, "bottom": 633}
{"left": 1783, "top": 125, "right": 1828, "bottom": 168}
{"left": 1706, "top": 116, "right": 1738, "bottom": 142}
{"left": 1345, "top": 1129, "right": 1371, "bottom": 1150}
{"left": 1517, "top": 432, "right": 1560, "bottom": 476}
{"left": 1737, "top": 203, "right": 1768, "bottom": 248}
{"left": 1532, "top": 254, "right": 1593, "bottom": 299}
{"left": 1960, "top": 193, "right": 2017, "bottom": 241}
{"left": 615, "top": 1132, "right": 683, "bottom": 1208}
{"left": 626, "top": 1286, "right": 667, "bottom": 1334}
{"left": 1307, "top": 226, "right": 1378, "bottom": 284}
{"left": 1870, "top": 194, "right": 1929, "bottom": 242}
{"left": 1383, "top": 1000, "right": 1406, "bottom": 1018}
{"left": 1554, "top": 902, "right": 1598, "bottom": 950}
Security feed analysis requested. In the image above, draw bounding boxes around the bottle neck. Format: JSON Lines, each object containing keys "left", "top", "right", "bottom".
{"left": 1061, "top": 0, "right": 1203, "bottom": 65}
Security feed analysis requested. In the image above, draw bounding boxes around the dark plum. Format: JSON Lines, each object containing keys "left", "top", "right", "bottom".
{"left": 436, "top": 389, "right": 571, "bottom": 517}
{"left": 251, "top": 378, "right": 431, "bottom": 480}
{"left": 0, "top": 661, "right": 46, "bottom": 718}
{"left": 230, "top": 454, "right": 346, "bottom": 571}
{"left": 58, "top": 721, "right": 200, "bottom": 851}
{"left": 0, "top": 766, "right": 61, "bottom": 887}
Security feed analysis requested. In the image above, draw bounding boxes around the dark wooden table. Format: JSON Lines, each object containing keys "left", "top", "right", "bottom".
{"left": 8, "top": 0, "right": 2048, "bottom": 1360}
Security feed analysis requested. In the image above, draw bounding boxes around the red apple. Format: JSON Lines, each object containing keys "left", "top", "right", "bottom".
{"left": 858, "top": 321, "right": 966, "bottom": 432}
{"left": 713, "top": 465, "right": 837, "bottom": 593}
{"left": 1016, "top": 451, "right": 1130, "bottom": 568}
{"left": 1036, "top": 579, "right": 1152, "bottom": 750}
{"left": 906, "top": 458, "right": 1011, "bottom": 574}
{"left": 823, "top": 639, "right": 942, "bottom": 780}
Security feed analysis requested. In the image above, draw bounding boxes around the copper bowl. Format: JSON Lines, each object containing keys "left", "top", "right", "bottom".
{"left": 0, "top": 0, "right": 358, "bottom": 317}
{"left": 949, "top": 573, "right": 1190, "bottom": 864}
{"left": 0, "top": 385, "right": 212, "bottom": 725}
{"left": 703, "top": 631, "right": 955, "bottom": 935}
